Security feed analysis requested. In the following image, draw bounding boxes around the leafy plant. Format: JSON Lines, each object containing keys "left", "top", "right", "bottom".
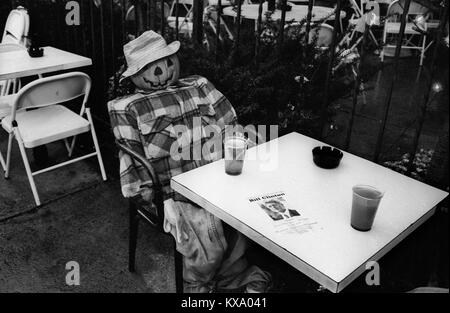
{"left": 383, "top": 149, "right": 434, "bottom": 181}
{"left": 108, "top": 15, "right": 360, "bottom": 137}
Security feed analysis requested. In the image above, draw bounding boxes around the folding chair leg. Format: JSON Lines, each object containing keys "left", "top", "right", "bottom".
{"left": 5, "top": 80, "right": 11, "bottom": 96}
{"left": 63, "top": 136, "right": 77, "bottom": 158}
{"left": 221, "top": 17, "right": 234, "bottom": 40}
{"left": 86, "top": 108, "right": 107, "bottom": 181}
{"left": 174, "top": 246, "right": 184, "bottom": 293}
{"left": 348, "top": 28, "right": 356, "bottom": 45}
{"left": 381, "top": 29, "right": 387, "bottom": 63}
{"left": 64, "top": 138, "right": 71, "bottom": 156}
{"left": 5, "top": 132, "right": 14, "bottom": 179}
{"left": 361, "top": 82, "right": 367, "bottom": 106}
{"left": 16, "top": 132, "right": 41, "bottom": 206}
{"left": 129, "top": 200, "right": 139, "bottom": 273}
{"left": 69, "top": 136, "right": 76, "bottom": 157}
{"left": 16, "top": 79, "right": 21, "bottom": 93}
{"left": 420, "top": 35, "right": 426, "bottom": 66}
{"left": 11, "top": 79, "right": 16, "bottom": 95}
{"left": 369, "top": 30, "right": 379, "bottom": 48}
{"left": 0, "top": 150, "right": 5, "bottom": 172}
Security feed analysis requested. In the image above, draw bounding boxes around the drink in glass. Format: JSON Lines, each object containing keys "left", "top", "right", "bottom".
{"left": 351, "top": 185, "right": 384, "bottom": 231}
{"left": 224, "top": 136, "right": 247, "bottom": 175}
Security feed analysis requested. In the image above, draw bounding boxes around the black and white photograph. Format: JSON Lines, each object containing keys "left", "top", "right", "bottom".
{"left": 0, "top": 0, "right": 448, "bottom": 301}
{"left": 259, "top": 198, "right": 300, "bottom": 221}
{"left": 250, "top": 192, "right": 301, "bottom": 221}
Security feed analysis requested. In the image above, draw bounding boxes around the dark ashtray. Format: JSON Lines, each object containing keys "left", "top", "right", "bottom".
{"left": 28, "top": 46, "right": 44, "bottom": 58}
{"left": 312, "top": 146, "right": 343, "bottom": 169}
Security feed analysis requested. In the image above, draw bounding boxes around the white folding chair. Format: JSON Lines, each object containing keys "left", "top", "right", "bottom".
{"left": 203, "top": 0, "right": 235, "bottom": 47}
{"left": 125, "top": 3, "right": 171, "bottom": 23}
{"left": 167, "top": 0, "right": 194, "bottom": 37}
{"left": 2, "top": 6, "right": 30, "bottom": 46}
{"left": 285, "top": 23, "right": 334, "bottom": 48}
{"left": 381, "top": 0, "right": 430, "bottom": 66}
{"left": 0, "top": 43, "right": 26, "bottom": 170}
{"left": 346, "top": 0, "right": 380, "bottom": 47}
{"left": 308, "top": 23, "right": 334, "bottom": 47}
{"left": 0, "top": 72, "right": 107, "bottom": 206}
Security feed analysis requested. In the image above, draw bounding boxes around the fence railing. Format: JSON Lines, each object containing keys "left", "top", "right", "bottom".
{"left": 5, "top": 0, "right": 449, "bottom": 165}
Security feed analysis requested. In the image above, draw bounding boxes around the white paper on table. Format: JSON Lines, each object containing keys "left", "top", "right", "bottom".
{"left": 248, "top": 191, "right": 319, "bottom": 235}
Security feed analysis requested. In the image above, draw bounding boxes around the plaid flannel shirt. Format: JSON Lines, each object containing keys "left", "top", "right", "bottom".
{"left": 108, "top": 75, "right": 238, "bottom": 202}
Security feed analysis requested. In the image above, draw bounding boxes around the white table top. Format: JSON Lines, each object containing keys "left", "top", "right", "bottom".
{"left": 0, "top": 46, "right": 92, "bottom": 80}
{"left": 171, "top": 132, "right": 448, "bottom": 292}
{"left": 222, "top": 3, "right": 346, "bottom": 22}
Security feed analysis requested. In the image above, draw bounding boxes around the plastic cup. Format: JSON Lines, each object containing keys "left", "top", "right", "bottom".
{"left": 224, "top": 136, "right": 247, "bottom": 175}
{"left": 351, "top": 185, "right": 384, "bottom": 231}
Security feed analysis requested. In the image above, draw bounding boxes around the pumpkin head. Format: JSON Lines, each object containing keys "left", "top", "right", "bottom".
{"left": 130, "top": 54, "right": 180, "bottom": 91}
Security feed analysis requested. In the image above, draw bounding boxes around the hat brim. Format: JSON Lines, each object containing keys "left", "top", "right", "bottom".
{"left": 119, "top": 40, "right": 180, "bottom": 83}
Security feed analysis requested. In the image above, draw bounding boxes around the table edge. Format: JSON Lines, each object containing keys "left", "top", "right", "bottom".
{"left": 0, "top": 46, "right": 92, "bottom": 80}
{"left": 171, "top": 178, "right": 340, "bottom": 293}
{"left": 170, "top": 131, "right": 448, "bottom": 292}
{"left": 336, "top": 206, "right": 436, "bottom": 292}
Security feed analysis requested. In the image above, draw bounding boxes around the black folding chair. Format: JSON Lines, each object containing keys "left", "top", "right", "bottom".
{"left": 116, "top": 140, "right": 184, "bottom": 293}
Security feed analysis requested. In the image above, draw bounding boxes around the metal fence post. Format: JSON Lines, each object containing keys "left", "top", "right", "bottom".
{"left": 134, "top": 0, "right": 145, "bottom": 35}
{"left": 407, "top": 0, "right": 449, "bottom": 174}
{"left": 192, "top": 0, "right": 204, "bottom": 46}
{"left": 319, "top": 0, "right": 342, "bottom": 140}
{"left": 233, "top": 0, "right": 243, "bottom": 61}
{"left": 305, "top": 0, "right": 314, "bottom": 45}
{"left": 160, "top": 0, "right": 165, "bottom": 36}
{"left": 254, "top": 0, "right": 263, "bottom": 63}
{"left": 278, "top": 0, "right": 287, "bottom": 51}
{"left": 373, "top": 0, "right": 412, "bottom": 163}
{"left": 345, "top": 21, "right": 369, "bottom": 150}
{"left": 175, "top": 0, "right": 179, "bottom": 40}
{"left": 216, "top": 0, "right": 222, "bottom": 62}
{"left": 121, "top": 0, "right": 126, "bottom": 43}
{"left": 150, "top": 0, "right": 156, "bottom": 31}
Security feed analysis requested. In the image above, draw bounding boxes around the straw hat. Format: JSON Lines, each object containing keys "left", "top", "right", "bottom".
{"left": 120, "top": 31, "right": 180, "bottom": 83}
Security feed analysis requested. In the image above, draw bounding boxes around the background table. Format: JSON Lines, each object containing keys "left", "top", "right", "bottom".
{"left": 0, "top": 46, "right": 92, "bottom": 163}
{"left": 222, "top": 3, "right": 346, "bottom": 22}
{"left": 171, "top": 132, "right": 448, "bottom": 292}
{"left": 0, "top": 46, "right": 92, "bottom": 80}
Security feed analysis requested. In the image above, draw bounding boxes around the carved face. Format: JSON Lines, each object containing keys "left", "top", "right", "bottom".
{"left": 130, "top": 54, "right": 180, "bottom": 91}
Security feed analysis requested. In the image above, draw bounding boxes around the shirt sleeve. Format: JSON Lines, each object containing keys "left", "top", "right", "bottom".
{"left": 108, "top": 100, "right": 154, "bottom": 199}
{"left": 198, "top": 77, "right": 238, "bottom": 130}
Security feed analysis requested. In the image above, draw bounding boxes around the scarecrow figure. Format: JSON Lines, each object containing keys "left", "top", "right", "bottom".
{"left": 108, "top": 31, "right": 271, "bottom": 293}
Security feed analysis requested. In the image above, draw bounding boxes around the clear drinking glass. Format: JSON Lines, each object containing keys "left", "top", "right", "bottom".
{"left": 351, "top": 185, "right": 384, "bottom": 231}
{"left": 224, "top": 136, "right": 247, "bottom": 175}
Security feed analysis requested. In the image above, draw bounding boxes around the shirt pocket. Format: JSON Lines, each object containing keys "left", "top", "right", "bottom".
{"left": 198, "top": 103, "right": 217, "bottom": 127}
{"left": 137, "top": 114, "right": 177, "bottom": 160}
